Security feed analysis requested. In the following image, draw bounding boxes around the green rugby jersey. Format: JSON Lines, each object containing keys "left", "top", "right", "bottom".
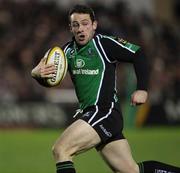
{"left": 63, "top": 34, "right": 148, "bottom": 110}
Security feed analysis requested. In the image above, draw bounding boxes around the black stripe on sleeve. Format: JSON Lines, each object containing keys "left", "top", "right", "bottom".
{"left": 100, "top": 36, "right": 135, "bottom": 62}
{"left": 133, "top": 49, "right": 149, "bottom": 91}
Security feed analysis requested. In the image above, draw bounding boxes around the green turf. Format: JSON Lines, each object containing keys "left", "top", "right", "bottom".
{"left": 0, "top": 127, "right": 180, "bottom": 173}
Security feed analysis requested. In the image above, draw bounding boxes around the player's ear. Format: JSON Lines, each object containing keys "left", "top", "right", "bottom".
{"left": 69, "top": 24, "right": 72, "bottom": 32}
{"left": 93, "top": 20, "right": 98, "bottom": 30}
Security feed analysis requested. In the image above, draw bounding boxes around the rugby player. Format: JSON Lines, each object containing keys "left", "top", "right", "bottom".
{"left": 31, "top": 4, "right": 180, "bottom": 173}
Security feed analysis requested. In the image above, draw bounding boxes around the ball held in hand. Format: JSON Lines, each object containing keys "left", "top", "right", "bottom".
{"left": 45, "top": 46, "right": 67, "bottom": 87}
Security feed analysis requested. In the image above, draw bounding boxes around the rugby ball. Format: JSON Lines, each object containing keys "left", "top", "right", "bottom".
{"left": 44, "top": 46, "right": 67, "bottom": 87}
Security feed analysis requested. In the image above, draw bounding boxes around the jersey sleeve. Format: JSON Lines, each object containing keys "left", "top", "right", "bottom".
{"left": 100, "top": 36, "right": 149, "bottom": 91}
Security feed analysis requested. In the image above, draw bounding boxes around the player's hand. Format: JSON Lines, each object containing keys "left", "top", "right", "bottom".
{"left": 130, "top": 90, "right": 148, "bottom": 106}
{"left": 31, "top": 57, "right": 56, "bottom": 79}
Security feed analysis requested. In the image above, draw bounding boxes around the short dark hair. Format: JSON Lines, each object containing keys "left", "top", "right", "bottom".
{"left": 68, "top": 4, "right": 96, "bottom": 22}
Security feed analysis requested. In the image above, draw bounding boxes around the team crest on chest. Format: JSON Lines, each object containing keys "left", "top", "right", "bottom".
{"left": 75, "top": 59, "right": 85, "bottom": 68}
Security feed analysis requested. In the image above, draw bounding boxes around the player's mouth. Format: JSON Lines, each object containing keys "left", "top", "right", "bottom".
{"left": 78, "top": 34, "right": 85, "bottom": 41}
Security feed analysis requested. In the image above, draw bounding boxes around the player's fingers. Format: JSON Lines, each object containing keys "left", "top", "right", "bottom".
{"left": 40, "top": 68, "right": 56, "bottom": 75}
{"left": 46, "top": 66, "right": 56, "bottom": 73}
{"left": 39, "top": 67, "right": 55, "bottom": 77}
{"left": 44, "top": 69, "right": 56, "bottom": 75}
{"left": 130, "top": 94, "right": 145, "bottom": 106}
{"left": 130, "top": 94, "right": 136, "bottom": 106}
{"left": 39, "top": 64, "right": 55, "bottom": 72}
{"left": 40, "top": 69, "right": 54, "bottom": 77}
{"left": 131, "top": 96, "right": 144, "bottom": 103}
{"left": 46, "top": 64, "right": 56, "bottom": 69}
{"left": 130, "top": 101, "right": 142, "bottom": 106}
{"left": 41, "top": 74, "right": 54, "bottom": 78}
{"left": 130, "top": 100, "right": 137, "bottom": 106}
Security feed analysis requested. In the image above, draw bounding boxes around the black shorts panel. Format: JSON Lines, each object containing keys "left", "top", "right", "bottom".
{"left": 78, "top": 105, "right": 125, "bottom": 149}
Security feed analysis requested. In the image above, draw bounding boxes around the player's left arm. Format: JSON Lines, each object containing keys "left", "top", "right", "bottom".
{"left": 100, "top": 36, "right": 149, "bottom": 105}
{"left": 128, "top": 49, "right": 149, "bottom": 106}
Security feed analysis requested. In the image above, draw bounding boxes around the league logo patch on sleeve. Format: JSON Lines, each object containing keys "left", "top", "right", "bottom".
{"left": 117, "top": 37, "right": 140, "bottom": 53}
{"left": 117, "top": 37, "right": 128, "bottom": 45}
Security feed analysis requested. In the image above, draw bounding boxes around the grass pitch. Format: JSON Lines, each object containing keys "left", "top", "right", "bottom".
{"left": 0, "top": 127, "right": 180, "bottom": 173}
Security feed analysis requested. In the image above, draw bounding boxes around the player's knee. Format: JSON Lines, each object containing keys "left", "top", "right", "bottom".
{"left": 125, "top": 163, "right": 139, "bottom": 173}
{"left": 132, "top": 164, "right": 139, "bottom": 173}
{"left": 52, "top": 142, "right": 73, "bottom": 161}
{"left": 116, "top": 163, "right": 139, "bottom": 173}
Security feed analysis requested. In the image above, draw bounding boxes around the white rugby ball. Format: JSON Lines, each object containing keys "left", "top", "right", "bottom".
{"left": 45, "top": 46, "right": 67, "bottom": 87}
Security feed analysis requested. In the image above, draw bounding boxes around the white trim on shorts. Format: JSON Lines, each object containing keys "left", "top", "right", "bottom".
{"left": 87, "top": 102, "right": 114, "bottom": 127}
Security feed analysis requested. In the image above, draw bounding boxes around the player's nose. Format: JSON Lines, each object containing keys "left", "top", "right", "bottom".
{"left": 78, "top": 24, "right": 84, "bottom": 32}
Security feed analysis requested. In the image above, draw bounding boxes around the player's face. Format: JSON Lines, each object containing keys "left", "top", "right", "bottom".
{"left": 70, "top": 13, "right": 97, "bottom": 45}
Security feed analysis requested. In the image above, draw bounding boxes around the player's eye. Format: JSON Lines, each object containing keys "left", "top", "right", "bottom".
{"left": 81, "top": 21, "right": 89, "bottom": 26}
{"left": 71, "top": 22, "right": 79, "bottom": 28}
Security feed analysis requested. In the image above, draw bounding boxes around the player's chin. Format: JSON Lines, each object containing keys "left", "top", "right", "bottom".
{"left": 76, "top": 37, "right": 89, "bottom": 45}
{"left": 77, "top": 40, "right": 88, "bottom": 45}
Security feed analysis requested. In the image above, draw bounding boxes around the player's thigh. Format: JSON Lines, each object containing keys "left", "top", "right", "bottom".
{"left": 53, "top": 119, "right": 101, "bottom": 155}
{"left": 99, "top": 139, "right": 139, "bottom": 173}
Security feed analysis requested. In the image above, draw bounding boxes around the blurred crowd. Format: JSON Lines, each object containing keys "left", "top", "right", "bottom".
{"left": 0, "top": 0, "right": 179, "bottom": 105}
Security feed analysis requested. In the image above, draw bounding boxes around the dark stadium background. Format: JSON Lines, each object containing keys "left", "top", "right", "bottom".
{"left": 0, "top": 0, "right": 179, "bottom": 173}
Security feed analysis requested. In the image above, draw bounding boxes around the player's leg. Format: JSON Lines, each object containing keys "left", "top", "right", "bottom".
{"left": 99, "top": 139, "right": 180, "bottom": 173}
{"left": 99, "top": 138, "right": 139, "bottom": 173}
{"left": 138, "top": 161, "right": 180, "bottom": 173}
{"left": 52, "top": 119, "right": 101, "bottom": 173}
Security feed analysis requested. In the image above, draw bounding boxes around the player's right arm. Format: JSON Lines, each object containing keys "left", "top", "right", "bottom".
{"left": 31, "top": 57, "right": 56, "bottom": 86}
